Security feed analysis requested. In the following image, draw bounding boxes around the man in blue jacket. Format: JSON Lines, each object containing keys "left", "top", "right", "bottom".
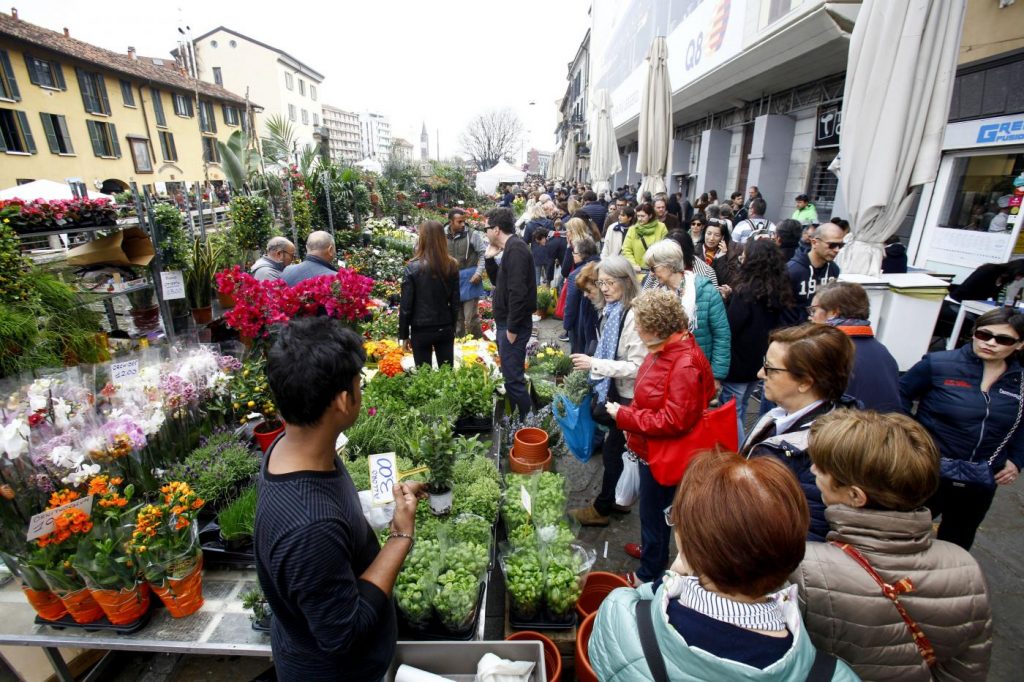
{"left": 579, "top": 190, "right": 608, "bottom": 234}
{"left": 782, "top": 222, "right": 843, "bottom": 325}
{"left": 282, "top": 231, "right": 338, "bottom": 286}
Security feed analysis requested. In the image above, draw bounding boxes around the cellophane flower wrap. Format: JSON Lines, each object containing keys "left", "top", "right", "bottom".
{"left": 129, "top": 481, "right": 204, "bottom": 587}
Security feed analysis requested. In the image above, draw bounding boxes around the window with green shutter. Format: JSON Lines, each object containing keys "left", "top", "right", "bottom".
{"left": 159, "top": 130, "right": 177, "bottom": 161}
{"left": 199, "top": 100, "right": 216, "bottom": 133}
{"left": 120, "top": 80, "right": 135, "bottom": 107}
{"left": 222, "top": 104, "right": 239, "bottom": 126}
{"left": 151, "top": 88, "right": 166, "bottom": 127}
{"left": 0, "top": 50, "right": 20, "bottom": 101}
{"left": 0, "top": 108, "right": 36, "bottom": 153}
{"left": 85, "top": 119, "right": 120, "bottom": 158}
{"left": 39, "top": 113, "right": 74, "bottom": 154}
{"left": 173, "top": 93, "right": 193, "bottom": 118}
{"left": 75, "top": 68, "right": 110, "bottom": 115}
{"left": 24, "top": 55, "right": 66, "bottom": 90}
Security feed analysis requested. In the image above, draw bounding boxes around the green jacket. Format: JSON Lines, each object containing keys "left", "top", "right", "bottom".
{"left": 589, "top": 580, "right": 860, "bottom": 682}
{"left": 689, "top": 276, "right": 732, "bottom": 379}
{"left": 792, "top": 204, "right": 819, "bottom": 225}
{"left": 622, "top": 220, "right": 668, "bottom": 268}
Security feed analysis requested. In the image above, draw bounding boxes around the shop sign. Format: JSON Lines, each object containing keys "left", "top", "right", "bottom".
{"left": 944, "top": 114, "right": 1024, "bottom": 150}
{"left": 815, "top": 104, "right": 842, "bottom": 148}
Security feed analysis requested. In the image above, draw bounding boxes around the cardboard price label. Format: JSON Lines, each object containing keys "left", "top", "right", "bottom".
{"left": 110, "top": 359, "right": 140, "bottom": 381}
{"left": 27, "top": 495, "right": 93, "bottom": 541}
{"left": 161, "top": 271, "right": 186, "bottom": 300}
{"left": 369, "top": 452, "right": 398, "bottom": 507}
{"left": 520, "top": 485, "right": 532, "bottom": 517}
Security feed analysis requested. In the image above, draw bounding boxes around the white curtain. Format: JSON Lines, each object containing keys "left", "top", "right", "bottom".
{"left": 589, "top": 89, "right": 621, "bottom": 195}
{"left": 636, "top": 36, "right": 672, "bottom": 198}
{"left": 837, "top": 0, "right": 966, "bottom": 274}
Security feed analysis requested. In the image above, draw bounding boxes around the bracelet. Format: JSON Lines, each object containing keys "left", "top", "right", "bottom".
{"left": 388, "top": 532, "right": 414, "bottom": 547}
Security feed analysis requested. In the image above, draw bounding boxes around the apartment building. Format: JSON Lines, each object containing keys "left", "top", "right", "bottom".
{"left": 321, "top": 104, "right": 361, "bottom": 165}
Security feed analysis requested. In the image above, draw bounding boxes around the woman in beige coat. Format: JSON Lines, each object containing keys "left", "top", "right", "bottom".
{"left": 792, "top": 409, "right": 992, "bottom": 682}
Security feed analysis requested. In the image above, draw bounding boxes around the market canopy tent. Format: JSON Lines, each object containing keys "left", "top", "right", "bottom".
{"left": 636, "top": 36, "right": 671, "bottom": 198}
{"left": 475, "top": 160, "right": 526, "bottom": 195}
{"left": 837, "top": 0, "right": 965, "bottom": 275}
{"left": 0, "top": 179, "right": 111, "bottom": 202}
{"left": 355, "top": 157, "right": 383, "bottom": 174}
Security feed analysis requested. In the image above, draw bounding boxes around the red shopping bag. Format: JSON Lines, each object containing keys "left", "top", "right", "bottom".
{"left": 645, "top": 399, "right": 739, "bottom": 485}
{"left": 554, "top": 280, "right": 569, "bottom": 320}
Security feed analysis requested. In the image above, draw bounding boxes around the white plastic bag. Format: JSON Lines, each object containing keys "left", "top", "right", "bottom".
{"left": 614, "top": 451, "right": 640, "bottom": 507}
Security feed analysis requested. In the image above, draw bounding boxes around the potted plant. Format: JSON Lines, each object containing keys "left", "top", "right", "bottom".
{"left": 406, "top": 420, "right": 458, "bottom": 515}
{"left": 126, "top": 283, "right": 161, "bottom": 335}
{"left": 536, "top": 287, "right": 554, "bottom": 318}
{"left": 241, "top": 586, "right": 271, "bottom": 631}
{"left": 216, "top": 486, "right": 257, "bottom": 552}
{"left": 185, "top": 238, "right": 223, "bottom": 325}
{"left": 225, "top": 357, "right": 283, "bottom": 452}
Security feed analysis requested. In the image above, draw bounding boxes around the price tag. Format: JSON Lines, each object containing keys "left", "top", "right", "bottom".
{"left": 110, "top": 359, "right": 139, "bottom": 381}
{"left": 27, "top": 496, "right": 93, "bottom": 541}
{"left": 520, "top": 484, "right": 532, "bottom": 517}
{"left": 161, "top": 271, "right": 186, "bottom": 300}
{"left": 368, "top": 452, "right": 398, "bottom": 506}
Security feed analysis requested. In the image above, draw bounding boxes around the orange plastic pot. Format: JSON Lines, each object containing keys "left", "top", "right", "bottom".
{"left": 509, "top": 447, "right": 551, "bottom": 473}
{"left": 575, "top": 572, "right": 630, "bottom": 620}
{"left": 151, "top": 556, "right": 204, "bottom": 618}
{"left": 575, "top": 611, "right": 598, "bottom": 682}
{"left": 514, "top": 427, "right": 550, "bottom": 461}
{"left": 506, "top": 630, "right": 561, "bottom": 682}
{"left": 91, "top": 583, "right": 151, "bottom": 625}
{"left": 22, "top": 586, "right": 67, "bottom": 621}
{"left": 58, "top": 587, "right": 105, "bottom": 624}
{"left": 253, "top": 421, "right": 285, "bottom": 453}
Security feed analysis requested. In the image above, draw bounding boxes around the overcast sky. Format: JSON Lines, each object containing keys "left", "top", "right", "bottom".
{"left": 19, "top": 0, "right": 591, "bottom": 161}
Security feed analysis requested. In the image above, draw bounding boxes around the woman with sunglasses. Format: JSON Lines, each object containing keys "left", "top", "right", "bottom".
{"left": 688, "top": 215, "right": 706, "bottom": 246}
{"left": 899, "top": 307, "right": 1024, "bottom": 550}
{"left": 742, "top": 324, "right": 857, "bottom": 541}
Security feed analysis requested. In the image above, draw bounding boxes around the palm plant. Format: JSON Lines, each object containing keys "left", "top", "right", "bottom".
{"left": 261, "top": 114, "right": 297, "bottom": 169}
{"left": 217, "top": 130, "right": 263, "bottom": 192}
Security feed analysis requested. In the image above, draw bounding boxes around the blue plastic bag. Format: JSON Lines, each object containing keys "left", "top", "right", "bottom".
{"left": 552, "top": 393, "right": 595, "bottom": 462}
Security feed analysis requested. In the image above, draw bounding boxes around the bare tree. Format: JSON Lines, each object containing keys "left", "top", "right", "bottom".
{"left": 459, "top": 108, "right": 524, "bottom": 170}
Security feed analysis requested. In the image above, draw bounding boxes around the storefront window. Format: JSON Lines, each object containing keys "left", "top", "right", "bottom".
{"left": 939, "top": 152, "right": 1023, "bottom": 232}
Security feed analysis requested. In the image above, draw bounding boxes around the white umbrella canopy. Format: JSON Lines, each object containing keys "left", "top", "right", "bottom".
{"left": 563, "top": 138, "right": 577, "bottom": 184}
{"left": 589, "top": 89, "right": 621, "bottom": 195}
{"left": 837, "top": 0, "right": 966, "bottom": 275}
{"left": 549, "top": 146, "right": 564, "bottom": 181}
{"left": 636, "top": 36, "right": 672, "bottom": 198}
{"left": 0, "top": 179, "right": 111, "bottom": 202}
{"left": 355, "top": 157, "right": 382, "bottom": 174}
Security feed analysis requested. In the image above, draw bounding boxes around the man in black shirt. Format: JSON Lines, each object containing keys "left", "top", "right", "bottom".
{"left": 484, "top": 207, "right": 536, "bottom": 418}
{"left": 256, "top": 317, "right": 424, "bottom": 681}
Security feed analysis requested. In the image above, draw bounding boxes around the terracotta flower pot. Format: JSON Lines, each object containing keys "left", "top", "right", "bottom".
{"left": 217, "top": 290, "right": 237, "bottom": 308}
{"left": 506, "top": 630, "right": 561, "bottom": 682}
{"left": 575, "top": 611, "right": 598, "bottom": 682}
{"left": 575, "top": 571, "right": 630, "bottom": 621}
{"left": 22, "top": 586, "right": 67, "bottom": 621}
{"left": 254, "top": 420, "right": 285, "bottom": 453}
{"left": 191, "top": 306, "right": 213, "bottom": 325}
{"left": 90, "top": 583, "right": 151, "bottom": 625}
{"left": 150, "top": 554, "right": 204, "bottom": 618}
{"left": 514, "top": 427, "right": 550, "bottom": 462}
{"left": 509, "top": 446, "right": 551, "bottom": 473}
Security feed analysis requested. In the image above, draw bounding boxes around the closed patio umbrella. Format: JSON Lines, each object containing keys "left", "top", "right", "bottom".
{"left": 563, "top": 137, "right": 577, "bottom": 184}
{"left": 636, "top": 36, "right": 671, "bottom": 199}
{"left": 837, "top": 0, "right": 965, "bottom": 274}
{"left": 589, "top": 89, "right": 621, "bottom": 195}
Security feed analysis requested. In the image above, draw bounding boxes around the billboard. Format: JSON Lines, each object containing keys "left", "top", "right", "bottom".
{"left": 591, "top": 0, "right": 749, "bottom": 128}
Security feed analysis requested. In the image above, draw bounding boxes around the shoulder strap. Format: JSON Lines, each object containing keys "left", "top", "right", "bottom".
{"left": 634, "top": 598, "right": 670, "bottom": 682}
{"left": 985, "top": 373, "right": 1024, "bottom": 465}
{"left": 639, "top": 233, "right": 649, "bottom": 252}
{"left": 830, "top": 542, "right": 936, "bottom": 667}
{"left": 806, "top": 649, "right": 838, "bottom": 682}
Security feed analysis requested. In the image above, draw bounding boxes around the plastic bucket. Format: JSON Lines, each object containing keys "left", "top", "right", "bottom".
{"left": 506, "top": 630, "right": 562, "bottom": 682}
{"left": 575, "top": 572, "right": 630, "bottom": 620}
{"left": 575, "top": 611, "right": 598, "bottom": 682}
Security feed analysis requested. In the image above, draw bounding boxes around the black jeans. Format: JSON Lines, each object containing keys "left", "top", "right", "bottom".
{"left": 637, "top": 462, "right": 677, "bottom": 582}
{"left": 410, "top": 325, "right": 455, "bottom": 368}
{"left": 594, "top": 394, "right": 632, "bottom": 517}
{"left": 927, "top": 477, "right": 997, "bottom": 551}
{"left": 496, "top": 325, "right": 532, "bottom": 418}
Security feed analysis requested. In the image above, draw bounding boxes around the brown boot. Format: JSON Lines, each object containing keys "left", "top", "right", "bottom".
{"left": 570, "top": 505, "right": 610, "bottom": 527}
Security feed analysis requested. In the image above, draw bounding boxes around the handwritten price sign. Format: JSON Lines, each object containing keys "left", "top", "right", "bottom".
{"left": 27, "top": 495, "right": 93, "bottom": 541}
{"left": 161, "top": 271, "right": 186, "bottom": 300}
{"left": 110, "top": 359, "right": 139, "bottom": 381}
{"left": 368, "top": 452, "right": 398, "bottom": 507}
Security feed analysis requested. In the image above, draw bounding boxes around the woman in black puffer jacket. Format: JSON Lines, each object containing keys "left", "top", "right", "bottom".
{"left": 399, "top": 220, "right": 460, "bottom": 367}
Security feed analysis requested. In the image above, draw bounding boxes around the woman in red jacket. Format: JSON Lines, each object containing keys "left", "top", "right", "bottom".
{"left": 606, "top": 289, "right": 716, "bottom": 585}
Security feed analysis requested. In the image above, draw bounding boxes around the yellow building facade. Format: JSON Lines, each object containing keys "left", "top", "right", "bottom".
{"left": 0, "top": 10, "right": 255, "bottom": 195}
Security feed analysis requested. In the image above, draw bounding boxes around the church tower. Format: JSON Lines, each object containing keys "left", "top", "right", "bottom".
{"left": 420, "top": 123, "right": 429, "bottom": 161}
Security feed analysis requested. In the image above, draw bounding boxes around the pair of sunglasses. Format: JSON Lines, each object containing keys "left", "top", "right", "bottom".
{"left": 974, "top": 329, "right": 1021, "bottom": 346}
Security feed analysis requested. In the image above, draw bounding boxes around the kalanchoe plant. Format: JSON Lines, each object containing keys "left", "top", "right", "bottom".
{"left": 72, "top": 476, "right": 139, "bottom": 591}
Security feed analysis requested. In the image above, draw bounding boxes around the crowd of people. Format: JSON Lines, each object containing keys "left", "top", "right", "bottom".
{"left": 251, "top": 180, "right": 1017, "bottom": 681}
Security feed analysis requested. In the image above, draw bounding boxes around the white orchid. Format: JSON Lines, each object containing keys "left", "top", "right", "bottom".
{"left": 0, "top": 419, "right": 29, "bottom": 460}
{"left": 52, "top": 397, "right": 71, "bottom": 431}
{"left": 27, "top": 378, "right": 51, "bottom": 412}
{"left": 48, "top": 445, "right": 84, "bottom": 470}
{"left": 63, "top": 463, "right": 100, "bottom": 486}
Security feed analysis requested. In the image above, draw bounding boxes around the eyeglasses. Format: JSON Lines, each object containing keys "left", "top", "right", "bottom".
{"left": 974, "top": 329, "right": 1021, "bottom": 346}
{"left": 663, "top": 505, "right": 674, "bottom": 527}
{"left": 762, "top": 356, "right": 791, "bottom": 375}
{"left": 691, "top": 222, "right": 703, "bottom": 227}
{"left": 815, "top": 239, "right": 845, "bottom": 250}
{"left": 595, "top": 279, "right": 620, "bottom": 288}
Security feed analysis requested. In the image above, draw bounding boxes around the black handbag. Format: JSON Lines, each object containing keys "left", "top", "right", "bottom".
{"left": 940, "top": 375, "right": 1024, "bottom": 490}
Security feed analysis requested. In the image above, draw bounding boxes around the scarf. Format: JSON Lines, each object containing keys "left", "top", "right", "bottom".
{"left": 666, "top": 271, "right": 698, "bottom": 333}
{"left": 592, "top": 301, "right": 624, "bottom": 403}
{"left": 667, "top": 574, "right": 789, "bottom": 632}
